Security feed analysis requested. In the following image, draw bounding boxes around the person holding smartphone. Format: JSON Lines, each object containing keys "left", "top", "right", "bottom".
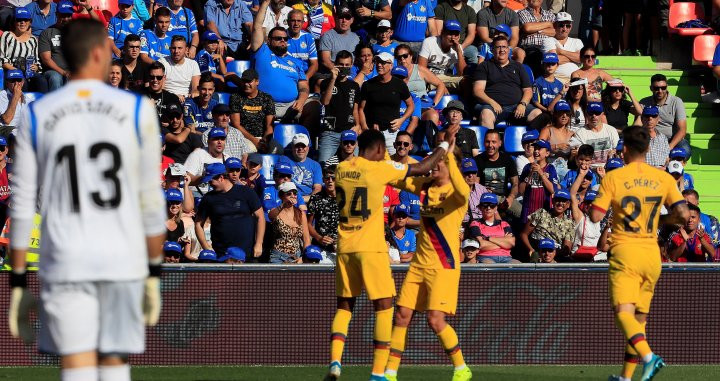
{"left": 318, "top": 50, "right": 360, "bottom": 163}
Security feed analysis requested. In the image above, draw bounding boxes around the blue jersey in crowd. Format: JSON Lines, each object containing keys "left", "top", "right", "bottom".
{"left": 393, "top": 228, "right": 417, "bottom": 253}
{"left": 108, "top": 16, "right": 143, "bottom": 52}
{"left": 350, "top": 65, "right": 378, "bottom": 82}
{"left": 196, "top": 49, "right": 218, "bottom": 73}
{"left": 287, "top": 31, "right": 317, "bottom": 73}
{"left": 168, "top": 7, "right": 199, "bottom": 42}
{"left": 533, "top": 76, "right": 563, "bottom": 107}
{"left": 140, "top": 30, "right": 172, "bottom": 61}
{"left": 253, "top": 43, "right": 307, "bottom": 103}
{"left": 262, "top": 185, "right": 306, "bottom": 222}
{"left": 562, "top": 169, "right": 599, "bottom": 191}
{"left": 371, "top": 41, "right": 398, "bottom": 56}
{"left": 282, "top": 156, "right": 323, "bottom": 197}
{"left": 399, "top": 93, "right": 422, "bottom": 131}
{"left": 184, "top": 98, "right": 218, "bottom": 132}
{"left": 682, "top": 172, "right": 695, "bottom": 190}
{"left": 393, "top": 0, "right": 435, "bottom": 42}
{"left": 398, "top": 190, "right": 421, "bottom": 221}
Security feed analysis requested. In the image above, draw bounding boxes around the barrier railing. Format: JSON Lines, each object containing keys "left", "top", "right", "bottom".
{"left": 1, "top": 264, "right": 719, "bottom": 365}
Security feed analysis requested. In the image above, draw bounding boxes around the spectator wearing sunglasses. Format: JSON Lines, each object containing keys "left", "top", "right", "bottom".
{"left": 318, "top": 50, "right": 360, "bottom": 163}
{"left": 601, "top": 79, "right": 642, "bottom": 131}
{"left": 636, "top": 73, "right": 689, "bottom": 157}
{"left": 468, "top": 193, "right": 518, "bottom": 264}
{"left": 144, "top": 61, "right": 181, "bottom": 120}
{"left": 641, "top": 105, "right": 670, "bottom": 169}
{"left": 570, "top": 46, "right": 614, "bottom": 102}
{"left": 442, "top": 100, "right": 479, "bottom": 158}
{"left": 461, "top": 158, "right": 489, "bottom": 225}
{"left": 319, "top": 6, "right": 360, "bottom": 73}
{"left": 434, "top": 0, "right": 477, "bottom": 64}
{"left": 418, "top": 20, "right": 466, "bottom": 92}
{"left": 573, "top": 102, "right": 619, "bottom": 166}
{"left": 541, "top": 12, "right": 583, "bottom": 84}
{"left": 262, "top": 161, "right": 307, "bottom": 222}
{"left": 268, "top": 181, "right": 311, "bottom": 264}
{"left": 0, "top": 70, "right": 29, "bottom": 131}
{"left": 324, "top": 129, "right": 358, "bottom": 168}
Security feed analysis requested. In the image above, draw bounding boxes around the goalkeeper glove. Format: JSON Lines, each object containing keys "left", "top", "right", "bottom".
{"left": 143, "top": 259, "right": 162, "bottom": 326}
{"left": 8, "top": 270, "right": 36, "bottom": 343}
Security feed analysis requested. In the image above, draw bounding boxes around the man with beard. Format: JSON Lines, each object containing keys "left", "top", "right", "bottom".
{"left": 120, "top": 34, "right": 147, "bottom": 92}
{"left": 252, "top": 0, "right": 311, "bottom": 122}
{"left": 184, "top": 73, "right": 218, "bottom": 133}
{"left": 158, "top": 35, "right": 200, "bottom": 102}
{"left": 229, "top": 69, "right": 275, "bottom": 152}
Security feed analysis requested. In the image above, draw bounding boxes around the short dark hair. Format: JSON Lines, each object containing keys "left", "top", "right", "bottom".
{"left": 335, "top": 50, "right": 353, "bottom": 62}
{"left": 148, "top": 61, "right": 166, "bottom": 73}
{"left": 199, "top": 72, "right": 215, "bottom": 86}
{"left": 171, "top": 35, "right": 187, "bottom": 45}
{"left": 579, "top": 46, "right": 595, "bottom": 58}
{"left": 622, "top": 126, "right": 650, "bottom": 156}
{"left": 323, "top": 164, "right": 337, "bottom": 176}
{"left": 688, "top": 203, "right": 701, "bottom": 214}
{"left": 396, "top": 131, "right": 412, "bottom": 141}
{"left": 682, "top": 189, "right": 700, "bottom": 199}
{"left": 485, "top": 129, "right": 501, "bottom": 142}
{"left": 155, "top": 6, "right": 171, "bottom": 18}
{"left": 650, "top": 73, "right": 667, "bottom": 84}
{"left": 123, "top": 33, "right": 140, "bottom": 46}
{"left": 491, "top": 35, "right": 509, "bottom": 47}
{"left": 111, "top": 59, "right": 123, "bottom": 68}
{"left": 60, "top": 19, "right": 108, "bottom": 74}
{"left": 577, "top": 144, "right": 594, "bottom": 158}
{"left": 395, "top": 44, "right": 413, "bottom": 57}
{"left": 358, "top": 129, "right": 385, "bottom": 152}
{"left": 268, "top": 26, "right": 288, "bottom": 38}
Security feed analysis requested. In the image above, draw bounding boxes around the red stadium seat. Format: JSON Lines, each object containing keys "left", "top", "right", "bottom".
{"left": 692, "top": 35, "right": 720, "bottom": 67}
{"left": 668, "top": 2, "right": 713, "bottom": 36}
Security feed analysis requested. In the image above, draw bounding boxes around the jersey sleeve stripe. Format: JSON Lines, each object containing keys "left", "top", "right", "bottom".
{"left": 134, "top": 95, "right": 142, "bottom": 145}
{"left": 29, "top": 102, "right": 38, "bottom": 152}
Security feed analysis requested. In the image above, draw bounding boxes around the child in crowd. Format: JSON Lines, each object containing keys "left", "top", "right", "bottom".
{"left": 389, "top": 204, "right": 416, "bottom": 263}
{"left": 195, "top": 31, "right": 227, "bottom": 85}
{"left": 519, "top": 139, "right": 558, "bottom": 223}
{"left": 515, "top": 129, "right": 538, "bottom": 175}
{"left": 532, "top": 53, "right": 565, "bottom": 112}
{"left": 669, "top": 147, "right": 694, "bottom": 190}
{"left": 461, "top": 239, "right": 480, "bottom": 263}
{"left": 562, "top": 144, "right": 599, "bottom": 193}
{"left": 537, "top": 238, "right": 557, "bottom": 263}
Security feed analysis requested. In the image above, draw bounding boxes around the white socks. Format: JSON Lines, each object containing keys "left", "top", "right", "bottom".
{"left": 99, "top": 364, "right": 131, "bottom": 381}
{"left": 61, "top": 367, "right": 98, "bottom": 381}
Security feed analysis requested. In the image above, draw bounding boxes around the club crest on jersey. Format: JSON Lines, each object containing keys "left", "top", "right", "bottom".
{"left": 179, "top": 15, "right": 186, "bottom": 22}
{"left": 300, "top": 42, "right": 307, "bottom": 49}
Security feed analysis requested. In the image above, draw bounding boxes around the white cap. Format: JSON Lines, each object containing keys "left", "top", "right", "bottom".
{"left": 667, "top": 160, "right": 684, "bottom": 175}
{"left": 377, "top": 20, "right": 391, "bottom": 29}
{"left": 556, "top": 12, "right": 573, "bottom": 22}
{"left": 462, "top": 239, "right": 480, "bottom": 249}
{"left": 291, "top": 133, "right": 310, "bottom": 147}
{"left": 607, "top": 79, "right": 624, "bottom": 87}
{"left": 278, "top": 181, "right": 297, "bottom": 193}
{"left": 375, "top": 52, "right": 394, "bottom": 64}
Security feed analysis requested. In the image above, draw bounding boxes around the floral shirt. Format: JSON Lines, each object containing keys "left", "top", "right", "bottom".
{"left": 528, "top": 208, "right": 575, "bottom": 246}
{"left": 308, "top": 188, "right": 339, "bottom": 251}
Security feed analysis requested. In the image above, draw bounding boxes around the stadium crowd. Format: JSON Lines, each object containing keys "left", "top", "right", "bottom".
{"left": 0, "top": 0, "right": 718, "bottom": 265}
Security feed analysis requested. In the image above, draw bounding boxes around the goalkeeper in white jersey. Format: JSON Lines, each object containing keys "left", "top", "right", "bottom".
{"left": 7, "top": 19, "right": 166, "bottom": 381}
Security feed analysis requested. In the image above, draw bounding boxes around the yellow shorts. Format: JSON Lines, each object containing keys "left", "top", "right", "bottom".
{"left": 336, "top": 251, "right": 396, "bottom": 300}
{"left": 608, "top": 242, "right": 662, "bottom": 313}
{"left": 396, "top": 265, "right": 460, "bottom": 315}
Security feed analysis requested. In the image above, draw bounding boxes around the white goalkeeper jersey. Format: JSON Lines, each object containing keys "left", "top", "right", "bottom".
{"left": 10, "top": 79, "right": 167, "bottom": 283}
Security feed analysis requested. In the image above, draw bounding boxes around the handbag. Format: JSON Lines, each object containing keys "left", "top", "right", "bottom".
{"left": 573, "top": 217, "right": 598, "bottom": 261}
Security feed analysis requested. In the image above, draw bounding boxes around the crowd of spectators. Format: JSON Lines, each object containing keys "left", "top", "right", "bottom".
{"left": 0, "top": 0, "right": 717, "bottom": 266}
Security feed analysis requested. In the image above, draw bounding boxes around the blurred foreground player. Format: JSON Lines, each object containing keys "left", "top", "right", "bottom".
{"left": 384, "top": 131, "right": 472, "bottom": 381}
{"left": 7, "top": 19, "right": 166, "bottom": 381}
{"left": 590, "top": 126, "right": 689, "bottom": 381}
{"left": 329, "top": 128, "right": 456, "bottom": 381}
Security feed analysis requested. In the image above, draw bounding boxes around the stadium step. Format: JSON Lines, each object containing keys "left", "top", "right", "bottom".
{"left": 595, "top": 56, "right": 662, "bottom": 70}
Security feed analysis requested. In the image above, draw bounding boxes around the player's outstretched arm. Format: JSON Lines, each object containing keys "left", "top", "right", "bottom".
{"left": 406, "top": 125, "right": 459, "bottom": 177}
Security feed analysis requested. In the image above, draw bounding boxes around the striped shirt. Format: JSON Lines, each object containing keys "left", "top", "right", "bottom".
{"left": 517, "top": 7, "right": 555, "bottom": 49}
{"left": 646, "top": 129, "right": 670, "bottom": 168}
{"left": 0, "top": 33, "right": 41, "bottom": 70}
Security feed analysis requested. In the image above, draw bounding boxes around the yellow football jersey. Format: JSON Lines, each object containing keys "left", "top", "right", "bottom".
{"left": 592, "top": 162, "right": 685, "bottom": 245}
{"left": 335, "top": 157, "right": 409, "bottom": 254}
{"left": 395, "top": 153, "right": 470, "bottom": 269}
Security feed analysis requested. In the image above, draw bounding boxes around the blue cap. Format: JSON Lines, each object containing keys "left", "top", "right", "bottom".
{"left": 118, "top": 0, "right": 134, "bottom": 6}
{"left": 208, "top": 127, "right": 227, "bottom": 139}
{"left": 218, "top": 246, "right": 246, "bottom": 262}
{"left": 461, "top": 158, "right": 478, "bottom": 173}
{"left": 616, "top": 139, "right": 623, "bottom": 151}
{"left": 391, "top": 65, "right": 408, "bottom": 78}
{"left": 304, "top": 245, "right": 323, "bottom": 262}
{"left": 443, "top": 20, "right": 462, "bottom": 32}
{"left": 533, "top": 139, "right": 551, "bottom": 150}
{"left": 542, "top": 53, "right": 559, "bottom": 64}
{"left": 225, "top": 157, "right": 243, "bottom": 170}
{"left": 200, "top": 162, "right": 226, "bottom": 183}
{"left": 480, "top": 192, "right": 499, "bottom": 205}
{"left": 274, "top": 161, "right": 293, "bottom": 176}
{"left": 394, "top": 203, "right": 410, "bottom": 216}
{"left": 341, "top": 129, "right": 357, "bottom": 142}
{"left": 163, "top": 241, "right": 182, "bottom": 254}
{"left": 5, "top": 69, "right": 23, "bottom": 80}
{"left": 584, "top": 190, "right": 598, "bottom": 201}
{"left": 203, "top": 31, "right": 220, "bottom": 42}
{"left": 521, "top": 130, "right": 539, "bottom": 143}
{"left": 493, "top": 23, "right": 512, "bottom": 38}
{"left": 553, "top": 188, "right": 571, "bottom": 200}
{"left": 14, "top": 7, "right": 30, "bottom": 20}
{"left": 669, "top": 147, "right": 687, "bottom": 160}
{"left": 165, "top": 188, "right": 183, "bottom": 202}
{"left": 538, "top": 238, "right": 556, "bottom": 250}
{"left": 587, "top": 102, "right": 603, "bottom": 114}
{"left": 606, "top": 157, "right": 624, "bottom": 169}
{"left": 57, "top": 0, "right": 75, "bottom": 14}
{"left": 642, "top": 105, "right": 659, "bottom": 116}
{"left": 198, "top": 249, "right": 217, "bottom": 261}
{"left": 0, "top": 136, "right": 7, "bottom": 146}
{"left": 554, "top": 100, "right": 571, "bottom": 112}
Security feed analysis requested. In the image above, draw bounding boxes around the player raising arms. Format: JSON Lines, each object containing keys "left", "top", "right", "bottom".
{"left": 590, "top": 126, "right": 689, "bottom": 381}
{"left": 7, "top": 19, "right": 166, "bottom": 381}
{"left": 328, "top": 128, "right": 457, "bottom": 381}
{"left": 384, "top": 133, "right": 472, "bottom": 381}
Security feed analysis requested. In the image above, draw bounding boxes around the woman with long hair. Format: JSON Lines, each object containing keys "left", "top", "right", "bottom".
{"left": 570, "top": 46, "right": 613, "bottom": 101}
{"left": 601, "top": 79, "right": 642, "bottom": 131}
{"left": 268, "top": 182, "right": 311, "bottom": 263}
{"left": 0, "top": 7, "right": 47, "bottom": 92}
{"left": 393, "top": 43, "right": 446, "bottom": 126}
{"left": 165, "top": 188, "right": 192, "bottom": 261}
{"left": 551, "top": 79, "right": 588, "bottom": 132}
{"left": 351, "top": 43, "right": 377, "bottom": 85}
{"left": 540, "top": 100, "right": 575, "bottom": 179}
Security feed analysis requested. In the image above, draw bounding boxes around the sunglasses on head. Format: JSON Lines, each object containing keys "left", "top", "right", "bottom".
{"left": 394, "top": 141, "right": 410, "bottom": 148}
{"left": 652, "top": 85, "right": 667, "bottom": 91}
{"left": 271, "top": 36, "right": 289, "bottom": 42}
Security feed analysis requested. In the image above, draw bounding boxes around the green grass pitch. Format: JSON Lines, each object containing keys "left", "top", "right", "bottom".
{"left": 1, "top": 365, "right": 719, "bottom": 380}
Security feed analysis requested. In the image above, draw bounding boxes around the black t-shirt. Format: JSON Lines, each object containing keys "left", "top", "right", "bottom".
{"left": 145, "top": 89, "right": 181, "bottom": 120}
{"left": 229, "top": 90, "right": 275, "bottom": 137}
{"left": 473, "top": 152, "right": 518, "bottom": 196}
{"left": 320, "top": 77, "right": 360, "bottom": 132}
{"left": 161, "top": 127, "right": 203, "bottom": 163}
{"left": 472, "top": 60, "right": 530, "bottom": 106}
{"left": 121, "top": 61, "right": 148, "bottom": 94}
{"left": 360, "top": 76, "right": 411, "bottom": 130}
{"left": 604, "top": 99, "right": 633, "bottom": 129}
{"left": 455, "top": 127, "right": 479, "bottom": 158}
{"left": 196, "top": 184, "right": 262, "bottom": 256}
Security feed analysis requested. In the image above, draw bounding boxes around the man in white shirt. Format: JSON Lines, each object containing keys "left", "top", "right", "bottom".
{"left": 418, "top": 20, "right": 466, "bottom": 91}
{"left": 158, "top": 35, "right": 201, "bottom": 102}
{"left": 574, "top": 102, "right": 619, "bottom": 166}
{"left": 262, "top": 0, "right": 292, "bottom": 35}
{"left": 186, "top": 126, "right": 230, "bottom": 188}
{"left": 0, "top": 69, "right": 28, "bottom": 130}
{"left": 8, "top": 19, "right": 165, "bottom": 381}
{"left": 541, "top": 12, "right": 583, "bottom": 83}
